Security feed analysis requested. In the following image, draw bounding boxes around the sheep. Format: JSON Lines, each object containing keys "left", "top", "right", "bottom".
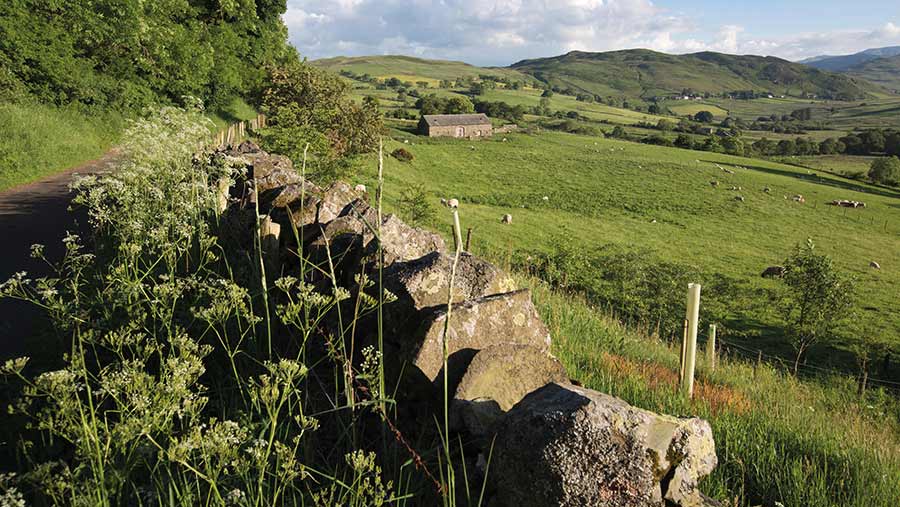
{"left": 763, "top": 186, "right": 771, "bottom": 193}
{"left": 870, "top": 261, "right": 881, "bottom": 270}
{"left": 355, "top": 184, "right": 367, "bottom": 193}
{"left": 501, "top": 214, "right": 513, "bottom": 224}
{"left": 448, "top": 198, "right": 459, "bottom": 209}
{"left": 734, "top": 196, "right": 745, "bottom": 202}
{"left": 542, "top": 196, "right": 550, "bottom": 201}
{"left": 710, "top": 180, "right": 719, "bottom": 187}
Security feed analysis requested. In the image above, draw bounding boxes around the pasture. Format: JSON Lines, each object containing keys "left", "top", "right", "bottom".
{"left": 364, "top": 130, "right": 900, "bottom": 374}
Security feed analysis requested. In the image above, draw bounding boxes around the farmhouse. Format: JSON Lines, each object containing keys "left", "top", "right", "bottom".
{"left": 420, "top": 113, "right": 493, "bottom": 138}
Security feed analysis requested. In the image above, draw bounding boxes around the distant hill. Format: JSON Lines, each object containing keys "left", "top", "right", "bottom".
{"left": 312, "top": 55, "right": 535, "bottom": 86}
{"left": 801, "top": 46, "right": 900, "bottom": 72}
{"left": 510, "top": 49, "right": 876, "bottom": 100}
{"left": 845, "top": 55, "right": 900, "bottom": 92}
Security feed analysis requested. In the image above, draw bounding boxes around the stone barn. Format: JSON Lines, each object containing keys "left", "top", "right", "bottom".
{"left": 419, "top": 114, "right": 493, "bottom": 138}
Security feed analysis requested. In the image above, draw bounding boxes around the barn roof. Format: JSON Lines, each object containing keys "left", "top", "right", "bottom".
{"left": 422, "top": 114, "right": 491, "bottom": 127}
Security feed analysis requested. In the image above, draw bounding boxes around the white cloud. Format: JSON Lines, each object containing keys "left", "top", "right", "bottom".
{"left": 284, "top": 1, "right": 900, "bottom": 65}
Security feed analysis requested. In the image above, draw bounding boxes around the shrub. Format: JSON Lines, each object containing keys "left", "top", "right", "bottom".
{"left": 868, "top": 156, "right": 900, "bottom": 186}
{"left": 391, "top": 147, "right": 414, "bottom": 162}
{"left": 694, "top": 111, "right": 715, "bottom": 123}
{"left": 397, "top": 183, "right": 436, "bottom": 226}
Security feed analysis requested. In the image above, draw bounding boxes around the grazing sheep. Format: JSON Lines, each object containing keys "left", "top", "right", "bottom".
{"left": 355, "top": 184, "right": 367, "bottom": 193}
{"left": 448, "top": 198, "right": 459, "bottom": 209}
{"left": 735, "top": 196, "right": 745, "bottom": 202}
{"left": 440, "top": 198, "right": 448, "bottom": 206}
{"left": 404, "top": 139, "right": 409, "bottom": 144}
{"left": 763, "top": 187, "right": 771, "bottom": 193}
{"left": 870, "top": 261, "right": 881, "bottom": 269}
{"left": 792, "top": 195, "right": 805, "bottom": 204}
{"left": 710, "top": 180, "right": 719, "bottom": 187}
{"left": 542, "top": 196, "right": 550, "bottom": 201}
{"left": 501, "top": 214, "right": 513, "bottom": 224}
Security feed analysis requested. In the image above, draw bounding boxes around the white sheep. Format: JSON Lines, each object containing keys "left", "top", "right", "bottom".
{"left": 501, "top": 214, "right": 513, "bottom": 224}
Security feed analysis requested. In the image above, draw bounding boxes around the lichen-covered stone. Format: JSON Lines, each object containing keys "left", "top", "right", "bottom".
{"left": 407, "top": 289, "right": 551, "bottom": 382}
{"left": 491, "top": 382, "right": 717, "bottom": 507}
{"left": 362, "top": 214, "right": 446, "bottom": 267}
{"left": 383, "top": 251, "right": 516, "bottom": 310}
{"left": 451, "top": 344, "right": 567, "bottom": 436}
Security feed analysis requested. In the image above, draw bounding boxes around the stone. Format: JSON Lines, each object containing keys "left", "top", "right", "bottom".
{"left": 491, "top": 382, "right": 717, "bottom": 507}
{"left": 450, "top": 344, "right": 568, "bottom": 436}
{"left": 383, "top": 251, "right": 516, "bottom": 311}
{"left": 259, "top": 180, "right": 320, "bottom": 211}
{"left": 361, "top": 214, "right": 446, "bottom": 267}
{"left": 282, "top": 182, "right": 363, "bottom": 229}
{"left": 237, "top": 152, "right": 294, "bottom": 182}
{"left": 761, "top": 265, "right": 786, "bottom": 278}
{"left": 256, "top": 170, "right": 307, "bottom": 195}
{"left": 406, "top": 289, "right": 551, "bottom": 383}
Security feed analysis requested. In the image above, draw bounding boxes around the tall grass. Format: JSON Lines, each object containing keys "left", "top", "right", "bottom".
{"left": 527, "top": 277, "right": 900, "bottom": 507}
{"left": 0, "top": 101, "right": 123, "bottom": 190}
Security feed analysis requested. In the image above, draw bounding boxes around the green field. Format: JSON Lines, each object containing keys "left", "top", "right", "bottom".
{"left": 364, "top": 131, "right": 900, "bottom": 370}
{"left": 666, "top": 102, "right": 730, "bottom": 118}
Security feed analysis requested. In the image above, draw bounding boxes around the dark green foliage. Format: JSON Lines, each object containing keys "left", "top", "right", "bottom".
{"left": 415, "top": 93, "right": 475, "bottom": 115}
{"left": 869, "top": 156, "right": 900, "bottom": 186}
{"left": 0, "top": 0, "right": 293, "bottom": 111}
{"left": 391, "top": 148, "right": 414, "bottom": 162}
{"left": 474, "top": 100, "right": 527, "bottom": 122}
{"left": 694, "top": 111, "right": 715, "bottom": 123}
{"left": 258, "top": 61, "right": 383, "bottom": 182}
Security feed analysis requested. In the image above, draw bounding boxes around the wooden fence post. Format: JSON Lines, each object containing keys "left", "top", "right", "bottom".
{"left": 681, "top": 283, "right": 701, "bottom": 398}
{"left": 259, "top": 215, "right": 281, "bottom": 279}
{"left": 465, "top": 227, "right": 473, "bottom": 252}
{"left": 707, "top": 324, "right": 717, "bottom": 372}
{"left": 679, "top": 319, "right": 688, "bottom": 385}
{"left": 216, "top": 177, "right": 230, "bottom": 214}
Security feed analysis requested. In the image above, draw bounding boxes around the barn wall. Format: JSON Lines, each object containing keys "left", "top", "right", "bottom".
{"left": 427, "top": 124, "right": 494, "bottom": 138}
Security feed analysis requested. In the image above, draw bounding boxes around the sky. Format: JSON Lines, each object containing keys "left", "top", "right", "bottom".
{"left": 284, "top": 0, "right": 900, "bottom": 66}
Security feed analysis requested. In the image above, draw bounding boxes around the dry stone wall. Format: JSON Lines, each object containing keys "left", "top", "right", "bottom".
{"left": 219, "top": 141, "right": 720, "bottom": 507}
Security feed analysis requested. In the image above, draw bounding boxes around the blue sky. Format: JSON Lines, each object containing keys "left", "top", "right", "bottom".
{"left": 284, "top": 0, "right": 900, "bottom": 65}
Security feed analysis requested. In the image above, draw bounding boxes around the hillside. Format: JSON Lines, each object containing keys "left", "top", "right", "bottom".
{"left": 511, "top": 49, "right": 878, "bottom": 100}
{"left": 846, "top": 55, "right": 900, "bottom": 92}
{"left": 312, "top": 54, "right": 535, "bottom": 86}
{"left": 802, "top": 46, "right": 900, "bottom": 71}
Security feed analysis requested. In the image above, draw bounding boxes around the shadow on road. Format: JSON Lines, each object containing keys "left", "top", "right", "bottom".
{"left": 0, "top": 152, "right": 118, "bottom": 361}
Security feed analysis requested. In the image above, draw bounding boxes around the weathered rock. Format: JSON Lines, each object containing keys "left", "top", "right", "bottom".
{"left": 363, "top": 214, "right": 446, "bottom": 267}
{"left": 284, "top": 182, "right": 362, "bottom": 229}
{"left": 491, "top": 382, "right": 717, "bottom": 507}
{"left": 235, "top": 140, "right": 261, "bottom": 154}
{"left": 450, "top": 344, "right": 567, "bottom": 436}
{"left": 260, "top": 180, "right": 320, "bottom": 211}
{"left": 761, "top": 265, "right": 785, "bottom": 278}
{"left": 256, "top": 170, "right": 307, "bottom": 195}
{"left": 238, "top": 152, "right": 294, "bottom": 182}
{"left": 383, "top": 251, "right": 517, "bottom": 311}
{"left": 407, "top": 289, "right": 551, "bottom": 383}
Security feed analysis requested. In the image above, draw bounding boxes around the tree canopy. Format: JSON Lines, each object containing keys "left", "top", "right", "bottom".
{"left": 0, "top": 0, "right": 295, "bottom": 110}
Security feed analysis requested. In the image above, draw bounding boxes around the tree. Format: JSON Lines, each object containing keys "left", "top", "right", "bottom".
{"left": 779, "top": 240, "right": 856, "bottom": 375}
{"left": 541, "top": 89, "right": 554, "bottom": 98}
{"left": 694, "top": 111, "right": 715, "bottom": 123}
{"left": 868, "top": 156, "right": 900, "bottom": 186}
{"left": 469, "top": 82, "right": 485, "bottom": 96}
{"left": 648, "top": 104, "right": 661, "bottom": 114}
{"left": 656, "top": 119, "right": 675, "bottom": 131}
{"left": 674, "top": 134, "right": 694, "bottom": 150}
{"left": 722, "top": 136, "right": 745, "bottom": 156}
{"left": 445, "top": 95, "right": 475, "bottom": 114}
{"left": 537, "top": 97, "right": 552, "bottom": 116}
{"left": 818, "top": 138, "right": 843, "bottom": 155}
{"left": 776, "top": 139, "right": 796, "bottom": 156}
{"left": 610, "top": 126, "right": 628, "bottom": 139}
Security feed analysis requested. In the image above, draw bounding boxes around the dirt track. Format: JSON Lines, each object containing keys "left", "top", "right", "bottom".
{"left": 0, "top": 151, "right": 119, "bottom": 360}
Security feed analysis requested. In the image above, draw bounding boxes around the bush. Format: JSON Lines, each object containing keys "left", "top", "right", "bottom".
{"left": 391, "top": 147, "right": 414, "bottom": 162}
{"left": 397, "top": 183, "right": 436, "bottom": 226}
{"left": 694, "top": 111, "right": 715, "bottom": 123}
{"left": 868, "top": 156, "right": 900, "bottom": 186}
